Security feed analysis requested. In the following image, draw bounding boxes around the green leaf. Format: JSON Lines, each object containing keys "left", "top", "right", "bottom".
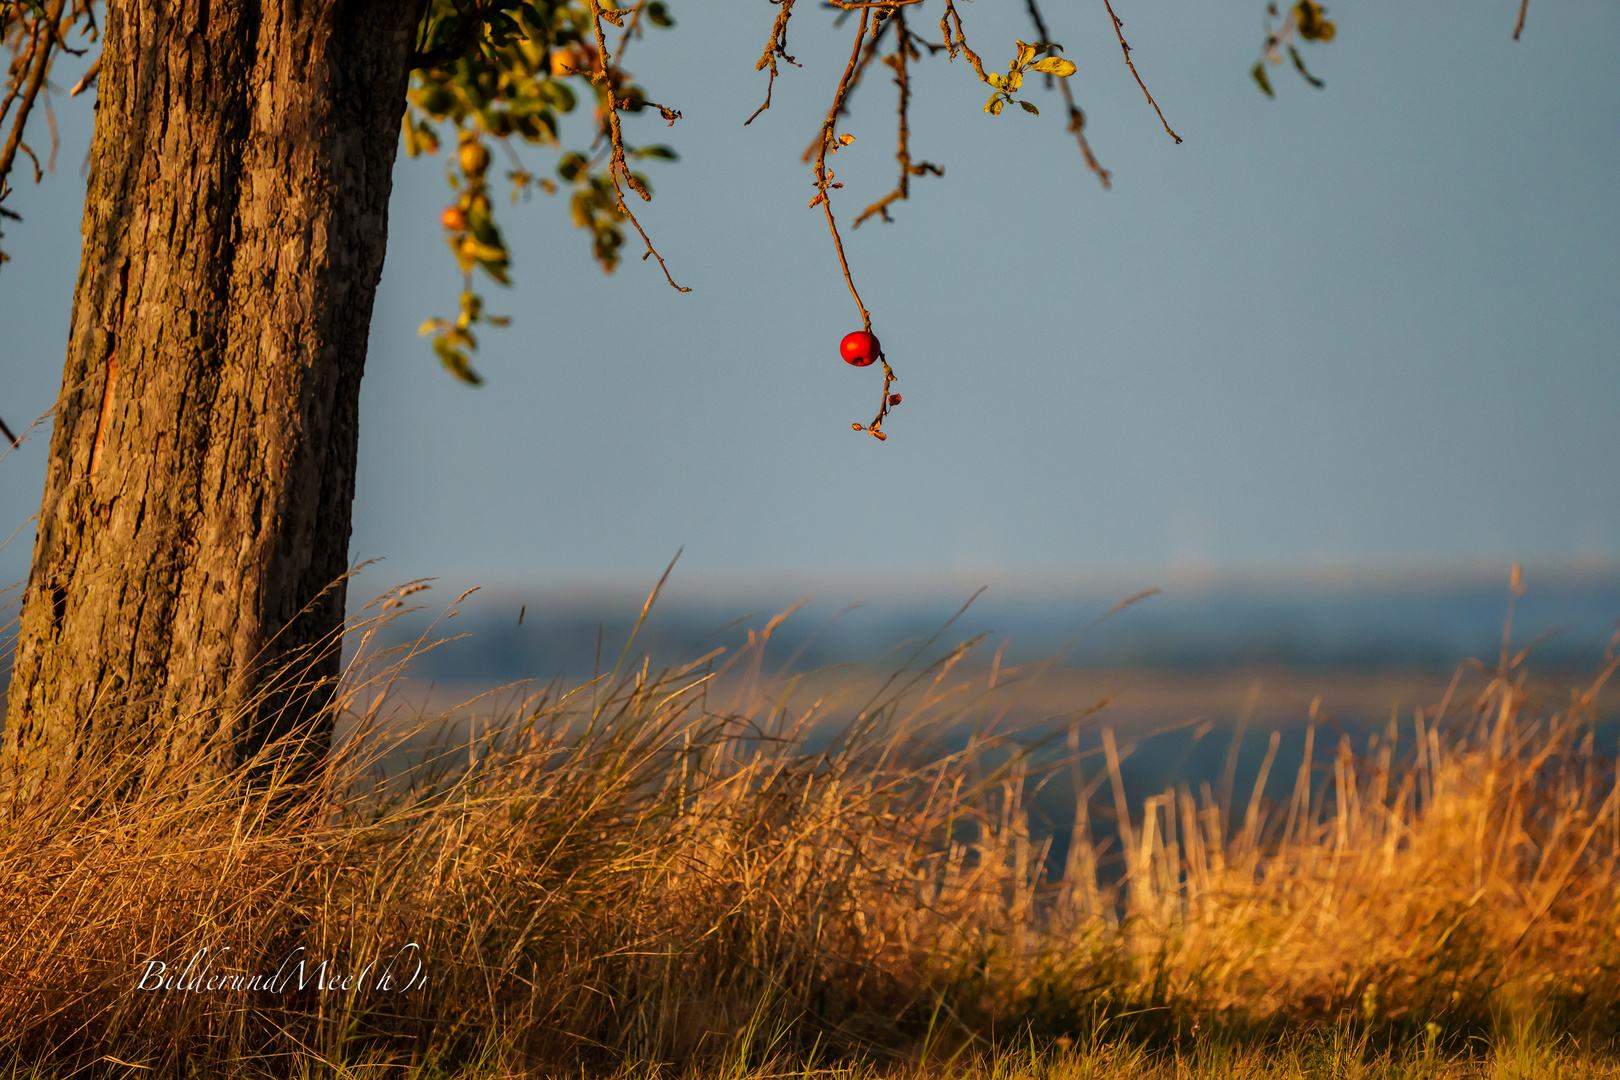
{"left": 486, "top": 12, "right": 521, "bottom": 43}
{"left": 1251, "top": 61, "right": 1275, "bottom": 98}
{"left": 1019, "top": 100, "right": 1039, "bottom": 115}
{"left": 540, "top": 81, "right": 578, "bottom": 113}
{"left": 433, "top": 337, "right": 484, "bottom": 385}
{"left": 1288, "top": 44, "right": 1326, "bottom": 88}
{"left": 633, "top": 144, "right": 679, "bottom": 160}
{"left": 468, "top": 209, "right": 502, "bottom": 247}
{"left": 570, "top": 190, "right": 593, "bottom": 229}
{"left": 647, "top": 0, "right": 674, "bottom": 28}
{"left": 557, "top": 152, "right": 589, "bottom": 182}
{"left": 419, "top": 86, "right": 455, "bottom": 116}
{"left": 1030, "top": 57, "right": 1077, "bottom": 77}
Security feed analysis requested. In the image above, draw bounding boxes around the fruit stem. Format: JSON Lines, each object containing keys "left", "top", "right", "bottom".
{"left": 855, "top": 353, "right": 899, "bottom": 441}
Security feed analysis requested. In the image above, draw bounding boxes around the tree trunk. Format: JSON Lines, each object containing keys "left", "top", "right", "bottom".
{"left": 2, "top": 0, "right": 425, "bottom": 799}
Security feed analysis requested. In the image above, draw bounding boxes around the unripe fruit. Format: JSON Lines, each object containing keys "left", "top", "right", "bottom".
{"left": 549, "top": 43, "right": 600, "bottom": 78}
{"left": 440, "top": 206, "right": 467, "bottom": 231}
{"left": 459, "top": 140, "right": 491, "bottom": 179}
{"left": 840, "top": 330, "right": 881, "bottom": 367}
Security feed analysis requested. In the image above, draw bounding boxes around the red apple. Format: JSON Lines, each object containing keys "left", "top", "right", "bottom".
{"left": 840, "top": 330, "right": 881, "bottom": 367}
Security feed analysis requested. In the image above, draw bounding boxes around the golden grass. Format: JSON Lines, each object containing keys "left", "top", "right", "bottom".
{"left": 1, "top": 583, "right": 1618, "bottom": 1077}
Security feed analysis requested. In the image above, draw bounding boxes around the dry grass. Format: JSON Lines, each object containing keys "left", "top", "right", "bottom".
{"left": 1, "top": 583, "right": 1618, "bottom": 1077}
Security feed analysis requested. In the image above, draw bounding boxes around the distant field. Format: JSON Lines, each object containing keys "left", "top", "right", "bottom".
{"left": 363, "top": 567, "right": 1620, "bottom": 687}
{"left": 364, "top": 667, "right": 1472, "bottom": 738}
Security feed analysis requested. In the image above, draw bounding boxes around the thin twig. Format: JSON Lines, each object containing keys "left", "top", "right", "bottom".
{"left": 0, "top": 0, "right": 66, "bottom": 195}
{"left": 812, "top": 10, "right": 873, "bottom": 332}
{"left": 1025, "top": 0, "right": 1111, "bottom": 188}
{"left": 854, "top": 12, "right": 943, "bottom": 228}
{"left": 67, "top": 53, "right": 97, "bottom": 96}
{"left": 1101, "top": 0, "right": 1181, "bottom": 144}
{"left": 801, "top": 12, "right": 892, "bottom": 163}
{"left": 1025, "top": 0, "right": 1056, "bottom": 87}
{"left": 586, "top": 0, "right": 690, "bottom": 293}
{"left": 1513, "top": 0, "right": 1529, "bottom": 40}
{"left": 0, "top": 400, "right": 57, "bottom": 463}
{"left": 41, "top": 71, "right": 56, "bottom": 172}
{"left": 613, "top": 0, "right": 648, "bottom": 60}
{"left": 940, "top": 0, "right": 988, "bottom": 81}
{"left": 746, "top": 0, "right": 799, "bottom": 125}
{"left": 853, "top": 356, "right": 898, "bottom": 439}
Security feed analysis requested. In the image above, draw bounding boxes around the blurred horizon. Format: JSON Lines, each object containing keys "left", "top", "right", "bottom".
{"left": 355, "top": 556, "right": 1620, "bottom": 686}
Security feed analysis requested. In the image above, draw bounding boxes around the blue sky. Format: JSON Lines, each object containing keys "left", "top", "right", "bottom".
{"left": 2, "top": 0, "right": 1617, "bottom": 599}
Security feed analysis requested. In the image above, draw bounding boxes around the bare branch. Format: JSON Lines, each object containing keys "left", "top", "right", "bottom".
{"left": 0, "top": 0, "right": 66, "bottom": 200}
{"left": 851, "top": 356, "right": 899, "bottom": 440}
{"left": 587, "top": 0, "right": 690, "bottom": 292}
{"left": 1025, "top": 0, "right": 1111, "bottom": 188}
{"left": 812, "top": 9, "right": 875, "bottom": 332}
{"left": 854, "top": 13, "right": 944, "bottom": 228}
{"left": 1101, "top": 0, "right": 1181, "bottom": 144}
{"left": 940, "top": 0, "right": 989, "bottom": 82}
{"left": 746, "top": 0, "right": 798, "bottom": 126}
{"left": 67, "top": 53, "right": 97, "bottom": 95}
{"left": 801, "top": 11, "right": 892, "bottom": 163}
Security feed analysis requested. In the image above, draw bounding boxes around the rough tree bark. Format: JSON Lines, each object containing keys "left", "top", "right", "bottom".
{"left": 2, "top": 0, "right": 426, "bottom": 798}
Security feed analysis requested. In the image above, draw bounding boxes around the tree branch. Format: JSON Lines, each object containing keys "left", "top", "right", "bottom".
{"left": 1101, "top": 0, "right": 1181, "bottom": 144}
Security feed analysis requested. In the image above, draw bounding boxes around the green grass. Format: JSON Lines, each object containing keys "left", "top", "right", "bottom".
{"left": 26, "top": 1024, "right": 1620, "bottom": 1079}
